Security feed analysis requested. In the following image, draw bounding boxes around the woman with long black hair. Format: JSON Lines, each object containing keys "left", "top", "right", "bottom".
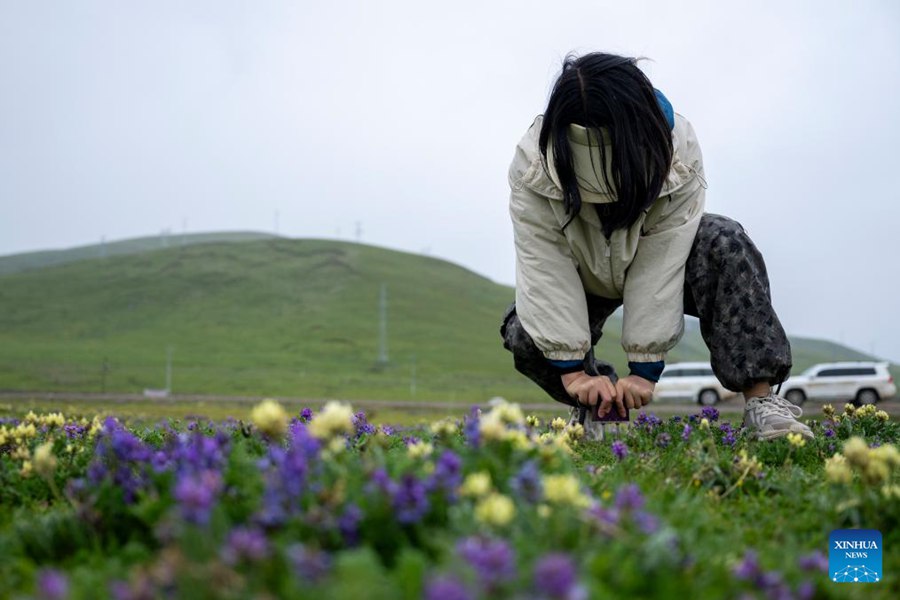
{"left": 500, "top": 52, "right": 813, "bottom": 441}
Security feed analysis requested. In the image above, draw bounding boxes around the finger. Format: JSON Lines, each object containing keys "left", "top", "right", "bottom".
{"left": 597, "top": 395, "right": 613, "bottom": 418}
{"left": 624, "top": 389, "right": 636, "bottom": 410}
{"left": 614, "top": 394, "right": 626, "bottom": 417}
{"left": 587, "top": 386, "right": 600, "bottom": 407}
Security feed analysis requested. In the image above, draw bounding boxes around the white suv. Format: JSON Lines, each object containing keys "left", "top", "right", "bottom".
{"left": 653, "top": 362, "right": 737, "bottom": 406}
{"left": 780, "top": 362, "right": 896, "bottom": 406}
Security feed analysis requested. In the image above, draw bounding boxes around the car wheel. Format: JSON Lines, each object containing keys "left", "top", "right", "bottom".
{"left": 785, "top": 389, "right": 806, "bottom": 406}
{"left": 855, "top": 389, "right": 880, "bottom": 406}
{"left": 698, "top": 389, "right": 720, "bottom": 406}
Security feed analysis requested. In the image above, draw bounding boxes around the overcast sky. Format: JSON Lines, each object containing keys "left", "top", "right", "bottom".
{"left": 1, "top": 1, "right": 899, "bottom": 361}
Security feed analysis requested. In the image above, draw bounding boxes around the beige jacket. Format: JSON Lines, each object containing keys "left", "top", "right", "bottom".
{"left": 508, "top": 113, "right": 707, "bottom": 363}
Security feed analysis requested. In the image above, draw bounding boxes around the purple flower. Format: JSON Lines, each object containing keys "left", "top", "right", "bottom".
{"left": 635, "top": 413, "right": 662, "bottom": 429}
{"left": 173, "top": 470, "right": 222, "bottom": 525}
{"left": 586, "top": 504, "right": 620, "bottom": 527}
{"left": 463, "top": 406, "right": 481, "bottom": 447}
{"left": 457, "top": 537, "right": 516, "bottom": 586}
{"left": 36, "top": 569, "right": 69, "bottom": 600}
{"left": 634, "top": 511, "right": 660, "bottom": 535}
{"left": 286, "top": 544, "right": 331, "bottom": 582}
{"left": 402, "top": 435, "right": 421, "bottom": 446}
{"left": 509, "top": 460, "right": 542, "bottom": 504}
{"left": 533, "top": 553, "right": 577, "bottom": 598}
{"left": 299, "top": 407, "right": 313, "bottom": 422}
{"left": 424, "top": 575, "right": 472, "bottom": 600}
{"left": 795, "top": 581, "right": 815, "bottom": 600}
{"left": 352, "top": 411, "right": 376, "bottom": 437}
{"left": 428, "top": 451, "right": 463, "bottom": 501}
{"left": 393, "top": 474, "right": 429, "bottom": 524}
{"left": 339, "top": 504, "right": 363, "bottom": 546}
{"left": 797, "top": 551, "right": 828, "bottom": 573}
{"left": 824, "top": 428, "right": 835, "bottom": 438}
{"left": 732, "top": 550, "right": 761, "bottom": 581}
{"left": 700, "top": 406, "right": 720, "bottom": 422}
{"left": 681, "top": 424, "right": 692, "bottom": 441}
{"left": 611, "top": 440, "right": 629, "bottom": 460}
{"left": 221, "top": 526, "right": 269, "bottom": 564}
{"left": 656, "top": 432, "right": 672, "bottom": 448}
{"left": 614, "top": 484, "right": 645, "bottom": 511}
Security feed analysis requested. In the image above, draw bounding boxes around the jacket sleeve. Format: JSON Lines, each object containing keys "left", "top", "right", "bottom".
{"left": 510, "top": 161, "right": 591, "bottom": 362}
{"left": 621, "top": 118, "right": 706, "bottom": 363}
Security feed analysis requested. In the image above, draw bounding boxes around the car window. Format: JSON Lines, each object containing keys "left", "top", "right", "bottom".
{"left": 817, "top": 367, "right": 877, "bottom": 377}
{"left": 661, "top": 370, "right": 682, "bottom": 379}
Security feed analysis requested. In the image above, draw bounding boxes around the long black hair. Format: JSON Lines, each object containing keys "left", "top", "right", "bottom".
{"left": 538, "top": 52, "right": 673, "bottom": 236}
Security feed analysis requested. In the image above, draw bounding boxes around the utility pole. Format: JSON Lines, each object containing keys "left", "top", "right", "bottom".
{"left": 165, "top": 346, "right": 174, "bottom": 394}
{"left": 101, "top": 356, "right": 109, "bottom": 393}
{"left": 376, "top": 284, "right": 388, "bottom": 368}
{"left": 355, "top": 221, "right": 362, "bottom": 242}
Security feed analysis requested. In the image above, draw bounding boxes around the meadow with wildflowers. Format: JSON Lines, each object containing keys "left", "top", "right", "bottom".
{"left": 1, "top": 400, "right": 898, "bottom": 599}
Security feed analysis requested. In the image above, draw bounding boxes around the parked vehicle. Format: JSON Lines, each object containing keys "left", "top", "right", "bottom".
{"left": 780, "top": 362, "right": 896, "bottom": 406}
{"left": 653, "top": 362, "right": 737, "bottom": 406}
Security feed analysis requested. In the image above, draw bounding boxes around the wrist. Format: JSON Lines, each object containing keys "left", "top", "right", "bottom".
{"left": 560, "top": 371, "right": 586, "bottom": 387}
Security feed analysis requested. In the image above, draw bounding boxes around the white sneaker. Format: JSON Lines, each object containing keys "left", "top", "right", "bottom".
{"left": 743, "top": 392, "right": 814, "bottom": 441}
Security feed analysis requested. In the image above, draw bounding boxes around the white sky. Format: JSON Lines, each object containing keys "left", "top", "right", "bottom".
{"left": 1, "top": 1, "right": 899, "bottom": 361}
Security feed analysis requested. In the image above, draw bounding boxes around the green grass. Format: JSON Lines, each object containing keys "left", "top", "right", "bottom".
{"left": 0, "top": 235, "right": 894, "bottom": 402}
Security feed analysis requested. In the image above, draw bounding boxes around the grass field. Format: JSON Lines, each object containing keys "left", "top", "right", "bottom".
{"left": 1, "top": 234, "right": 894, "bottom": 403}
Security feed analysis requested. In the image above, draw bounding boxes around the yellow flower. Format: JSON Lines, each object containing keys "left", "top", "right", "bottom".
{"left": 857, "top": 404, "right": 877, "bottom": 417}
{"left": 504, "top": 429, "right": 533, "bottom": 451}
{"left": 460, "top": 472, "right": 492, "bottom": 497}
{"left": 735, "top": 449, "right": 763, "bottom": 478}
{"left": 526, "top": 415, "right": 541, "bottom": 428}
{"left": 33, "top": 441, "right": 57, "bottom": 478}
{"left": 0, "top": 427, "right": 7, "bottom": 446}
{"left": 550, "top": 417, "right": 566, "bottom": 432}
{"left": 842, "top": 437, "right": 870, "bottom": 467}
{"left": 488, "top": 400, "right": 525, "bottom": 426}
{"left": 478, "top": 413, "right": 507, "bottom": 442}
{"left": 822, "top": 404, "right": 835, "bottom": 418}
{"left": 876, "top": 410, "right": 889, "bottom": 422}
{"left": 786, "top": 433, "right": 806, "bottom": 448}
{"left": 429, "top": 419, "right": 457, "bottom": 437}
{"left": 870, "top": 444, "right": 900, "bottom": 468}
{"left": 843, "top": 403, "right": 856, "bottom": 416}
{"left": 565, "top": 422, "right": 585, "bottom": 442}
{"left": 11, "top": 446, "right": 30, "bottom": 461}
{"left": 250, "top": 399, "right": 289, "bottom": 438}
{"left": 407, "top": 441, "right": 434, "bottom": 459}
{"left": 861, "top": 459, "right": 890, "bottom": 484}
{"left": 537, "top": 504, "right": 551, "bottom": 519}
{"left": 700, "top": 418, "right": 710, "bottom": 430}
{"left": 20, "top": 460, "right": 33, "bottom": 478}
{"left": 882, "top": 484, "right": 900, "bottom": 500}
{"left": 42, "top": 413, "right": 66, "bottom": 428}
{"left": 474, "top": 493, "right": 516, "bottom": 527}
{"left": 824, "top": 454, "right": 852, "bottom": 484}
{"left": 543, "top": 474, "right": 589, "bottom": 507}
{"left": 308, "top": 401, "right": 354, "bottom": 440}
{"left": 326, "top": 436, "right": 346, "bottom": 456}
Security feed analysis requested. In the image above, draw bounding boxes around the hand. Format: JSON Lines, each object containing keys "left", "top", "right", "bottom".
{"left": 561, "top": 371, "right": 617, "bottom": 409}
{"left": 604, "top": 375, "right": 655, "bottom": 417}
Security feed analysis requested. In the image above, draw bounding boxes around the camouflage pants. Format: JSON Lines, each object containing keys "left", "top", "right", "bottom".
{"left": 499, "top": 213, "right": 792, "bottom": 406}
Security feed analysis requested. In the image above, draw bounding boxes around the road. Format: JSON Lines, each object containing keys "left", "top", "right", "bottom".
{"left": 1, "top": 390, "right": 898, "bottom": 417}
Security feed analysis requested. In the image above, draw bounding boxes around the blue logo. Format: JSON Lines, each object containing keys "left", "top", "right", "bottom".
{"left": 829, "top": 529, "right": 882, "bottom": 583}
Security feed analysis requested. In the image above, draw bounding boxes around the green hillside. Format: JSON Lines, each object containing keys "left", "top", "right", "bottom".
{"left": 0, "top": 237, "right": 893, "bottom": 403}
{"left": 0, "top": 231, "right": 280, "bottom": 276}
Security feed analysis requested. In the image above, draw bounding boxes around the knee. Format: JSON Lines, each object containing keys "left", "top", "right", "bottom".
{"left": 696, "top": 214, "right": 754, "bottom": 261}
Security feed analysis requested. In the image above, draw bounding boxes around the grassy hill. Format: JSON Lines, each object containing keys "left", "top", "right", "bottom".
{"left": 0, "top": 236, "right": 894, "bottom": 403}
{"left": 0, "top": 231, "right": 280, "bottom": 276}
